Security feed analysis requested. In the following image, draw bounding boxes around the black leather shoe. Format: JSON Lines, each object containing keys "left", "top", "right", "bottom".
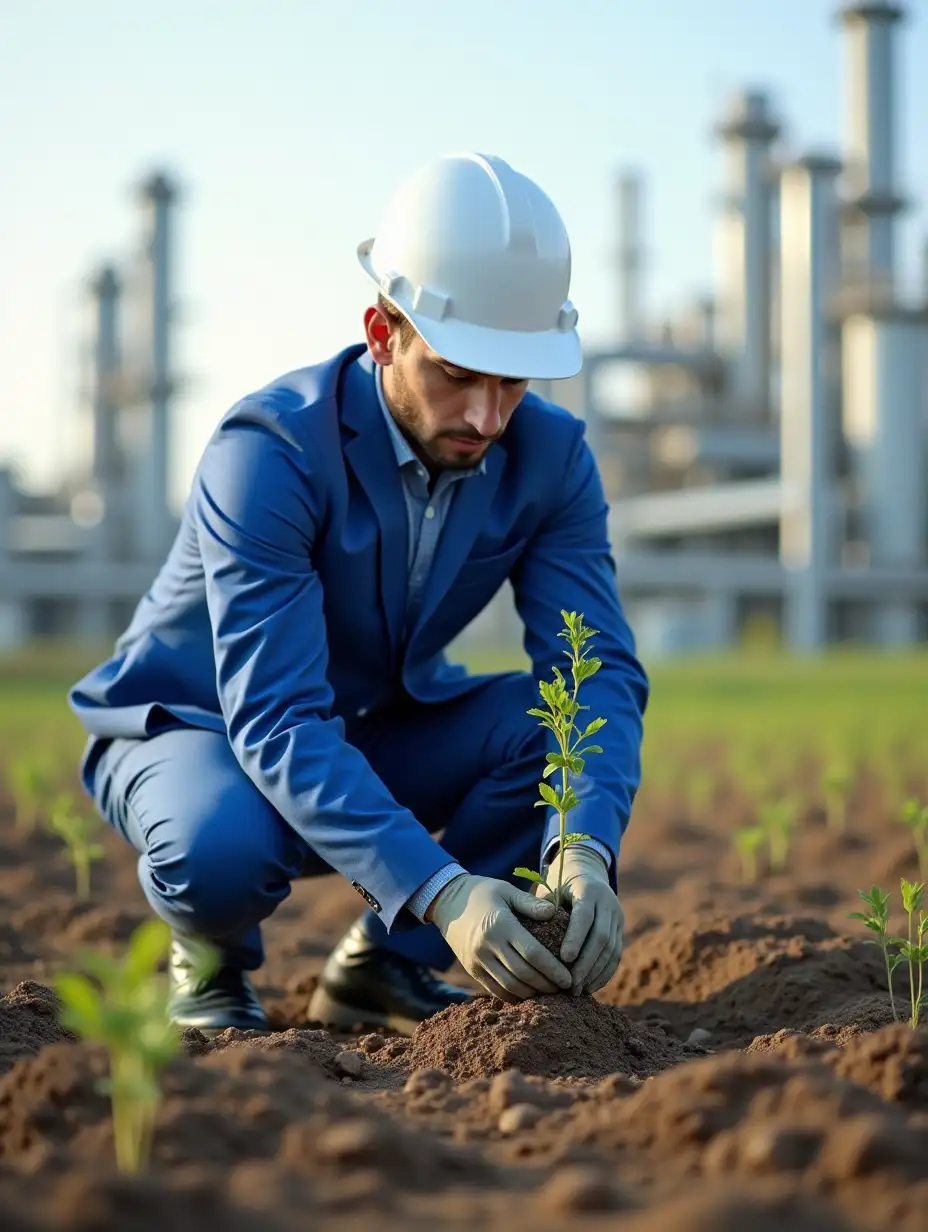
{"left": 168, "top": 935, "right": 269, "bottom": 1034}
{"left": 307, "top": 919, "right": 473, "bottom": 1034}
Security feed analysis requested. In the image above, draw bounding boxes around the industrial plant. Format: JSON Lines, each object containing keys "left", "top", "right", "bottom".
{"left": 1, "top": 1, "right": 925, "bottom": 656}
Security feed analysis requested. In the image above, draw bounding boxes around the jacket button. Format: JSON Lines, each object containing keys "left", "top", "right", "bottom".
{"left": 356, "top": 706, "right": 369, "bottom": 718}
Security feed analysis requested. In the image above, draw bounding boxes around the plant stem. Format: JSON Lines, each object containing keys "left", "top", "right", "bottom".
{"left": 908, "top": 905, "right": 917, "bottom": 1028}
{"left": 882, "top": 935, "right": 899, "bottom": 1022}
{"left": 555, "top": 638, "right": 583, "bottom": 910}
{"left": 75, "top": 853, "right": 90, "bottom": 900}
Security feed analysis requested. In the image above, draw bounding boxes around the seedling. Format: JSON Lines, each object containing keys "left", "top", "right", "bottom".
{"left": 7, "top": 752, "right": 55, "bottom": 833}
{"left": 849, "top": 885, "right": 903, "bottom": 1022}
{"left": 48, "top": 793, "right": 105, "bottom": 899}
{"left": 822, "top": 761, "right": 851, "bottom": 834}
{"left": 55, "top": 920, "right": 180, "bottom": 1172}
{"left": 898, "top": 799, "right": 928, "bottom": 879}
{"left": 850, "top": 879, "right": 928, "bottom": 1029}
{"left": 514, "top": 610, "right": 605, "bottom": 908}
{"left": 733, "top": 824, "right": 765, "bottom": 884}
{"left": 758, "top": 799, "right": 798, "bottom": 872}
{"left": 893, "top": 879, "right": 928, "bottom": 1029}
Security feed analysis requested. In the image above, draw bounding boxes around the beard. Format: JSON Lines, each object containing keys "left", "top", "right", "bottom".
{"left": 386, "top": 364, "right": 490, "bottom": 472}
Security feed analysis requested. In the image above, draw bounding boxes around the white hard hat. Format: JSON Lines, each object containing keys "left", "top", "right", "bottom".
{"left": 357, "top": 153, "right": 581, "bottom": 381}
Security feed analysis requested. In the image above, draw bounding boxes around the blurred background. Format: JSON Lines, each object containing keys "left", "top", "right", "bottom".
{"left": 2, "top": 0, "right": 927, "bottom": 665}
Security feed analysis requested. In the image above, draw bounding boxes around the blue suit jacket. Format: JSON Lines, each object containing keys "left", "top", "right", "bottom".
{"left": 69, "top": 345, "right": 649, "bottom": 930}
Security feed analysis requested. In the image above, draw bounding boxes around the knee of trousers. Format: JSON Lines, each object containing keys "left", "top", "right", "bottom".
{"left": 141, "top": 824, "right": 295, "bottom": 940}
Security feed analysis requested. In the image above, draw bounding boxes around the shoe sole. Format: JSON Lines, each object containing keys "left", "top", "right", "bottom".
{"left": 306, "top": 987, "right": 422, "bottom": 1037}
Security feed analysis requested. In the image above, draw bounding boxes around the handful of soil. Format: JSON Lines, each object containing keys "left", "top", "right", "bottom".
{"left": 523, "top": 904, "right": 572, "bottom": 970}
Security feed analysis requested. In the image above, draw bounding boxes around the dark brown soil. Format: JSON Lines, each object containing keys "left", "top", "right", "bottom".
{"left": 383, "top": 993, "right": 691, "bottom": 1082}
{"left": 2, "top": 737, "right": 928, "bottom": 1229}
{"left": 521, "top": 905, "right": 570, "bottom": 960}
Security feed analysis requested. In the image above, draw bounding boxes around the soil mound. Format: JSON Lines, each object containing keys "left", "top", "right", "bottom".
{"left": 397, "top": 994, "right": 689, "bottom": 1082}
{"left": 0, "top": 981, "right": 73, "bottom": 1076}
{"left": 184, "top": 1026, "right": 344, "bottom": 1077}
{"left": 0, "top": 1038, "right": 487, "bottom": 1195}
{"left": 829, "top": 1023, "right": 928, "bottom": 1109}
{"left": 600, "top": 913, "right": 886, "bottom": 1045}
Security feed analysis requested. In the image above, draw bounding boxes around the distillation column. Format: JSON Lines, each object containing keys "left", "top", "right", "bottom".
{"left": 778, "top": 155, "right": 843, "bottom": 650}
{"left": 837, "top": 1, "right": 906, "bottom": 296}
{"left": 616, "top": 170, "right": 645, "bottom": 341}
{"left": 842, "top": 305, "right": 927, "bottom": 644}
{"left": 714, "top": 90, "right": 781, "bottom": 422}
{"left": 133, "top": 172, "right": 179, "bottom": 562}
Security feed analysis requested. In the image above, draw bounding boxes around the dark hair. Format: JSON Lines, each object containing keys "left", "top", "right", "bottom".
{"left": 377, "top": 293, "right": 418, "bottom": 350}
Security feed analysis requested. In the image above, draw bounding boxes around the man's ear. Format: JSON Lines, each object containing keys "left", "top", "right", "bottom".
{"left": 363, "top": 305, "right": 394, "bottom": 365}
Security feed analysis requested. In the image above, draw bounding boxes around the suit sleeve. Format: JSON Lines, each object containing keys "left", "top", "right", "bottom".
{"left": 509, "top": 424, "right": 649, "bottom": 885}
{"left": 194, "top": 408, "right": 453, "bottom": 930}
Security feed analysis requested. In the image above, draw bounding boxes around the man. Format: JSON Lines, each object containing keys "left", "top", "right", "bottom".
{"left": 69, "top": 152, "right": 649, "bottom": 1035}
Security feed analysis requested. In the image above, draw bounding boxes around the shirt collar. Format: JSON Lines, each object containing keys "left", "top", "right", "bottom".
{"left": 374, "top": 364, "right": 487, "bottom": 477}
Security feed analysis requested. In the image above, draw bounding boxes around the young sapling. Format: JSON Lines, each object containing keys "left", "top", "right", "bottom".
{"left": 848, "top": 885, "right": 902, "bottom": 1022}
{"left": 822, "top": 760, "right": 851, "bottom": 834}
{"left": 8, "top": 753, "right": 55, "bottom": 834}
{"left": 48, "top": 793, "right": 105, "bottom": 899}
{"left": 892, "top": 879, "right": 928, "bottom": 1029}
{"left": 733, "top": 824, "right": 765, "bottom": 884}
{"left": 898, "top": 799, "right": 928, "bottom": 880}
{"left": 513, "top": 609, "right": 604, "bottom": 910}
{"left": 758, "top": 799, "right": 798, "bottom": 873}
{"left": 54, "top": 920, "right": 184, "bottom": 1172}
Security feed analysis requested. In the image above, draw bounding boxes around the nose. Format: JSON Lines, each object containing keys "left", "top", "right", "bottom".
{"left": 463, "top": 388, "right": 504, "bottom": 438}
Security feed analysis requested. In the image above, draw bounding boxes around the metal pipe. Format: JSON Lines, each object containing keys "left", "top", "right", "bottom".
{"left": 136, "top": 171, "right": 178, "bottom": 560}
{"left": 837, "top": 1, "right": 906, "bottom": 292}
{"left": 616, "top": 170, "right": 645, "bottom": 341}
{"left": 842, "top": 305, "right": 928, "bottom": 643}
{"left": 715, "top": 90, "right": 781, "bottom": 421}
{"left": 778, "top": 153, "right": 843, "bottom": 649}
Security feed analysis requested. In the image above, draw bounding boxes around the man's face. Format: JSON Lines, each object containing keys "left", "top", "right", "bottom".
{"left": 364, "top": 306, "right": 529, "bottom": 472}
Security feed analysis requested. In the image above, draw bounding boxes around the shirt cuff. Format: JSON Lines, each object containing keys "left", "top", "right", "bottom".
{"left": 406, "top": 861, "right": 468, "bottom": 922}
{"left": 542, "top": 836, "right": 613, "bottom": 872}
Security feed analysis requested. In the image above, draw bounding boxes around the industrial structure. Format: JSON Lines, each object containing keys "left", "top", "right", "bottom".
{"left": 1, "top": 0, "right": 926, "bottom": 656}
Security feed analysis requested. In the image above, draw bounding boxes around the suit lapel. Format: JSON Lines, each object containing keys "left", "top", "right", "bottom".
{"left": 340, "top": 353, "right": 408, "bottom": 661}
{"left": 408, "top": 443, "right": 506, "bottom": 641}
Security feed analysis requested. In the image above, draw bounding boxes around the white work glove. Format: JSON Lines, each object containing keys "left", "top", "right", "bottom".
{"left": 427, "top": 873, "right": 573, "bottom": 1002}
{"left": 542, "top": 846, "right": 624, "bottom": 995}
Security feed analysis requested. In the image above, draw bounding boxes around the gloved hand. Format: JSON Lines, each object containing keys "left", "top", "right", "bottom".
{"left": 427, "top": 873, "right": 573, "bottom": 1002}
{"left": 543, "top": 846, "right": 624, "bottom": 995}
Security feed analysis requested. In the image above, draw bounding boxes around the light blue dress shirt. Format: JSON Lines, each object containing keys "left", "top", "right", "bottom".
{"left": 372, "top": 366, "right": 611, "bottom": 922}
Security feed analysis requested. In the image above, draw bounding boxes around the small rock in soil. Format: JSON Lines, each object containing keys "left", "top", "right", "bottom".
{"left": 498, "top": 1103, "right": 542, "bottom": 1134}
{"left": 334, "top": 1049, "right": 363, "bottom": 1078}
{"left": 686, "top": 1027, "right": 713, "bottom": 1046}
{"left": 404, "top": 1068, "right": 452, "bottom": 1096}
{"left": 358, "top": 1032, "right": 386, "bottom": 1055}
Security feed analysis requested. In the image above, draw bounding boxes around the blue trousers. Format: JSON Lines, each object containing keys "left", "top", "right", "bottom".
{"left": 89, "top": 672, "right": 546, "bottom": 972}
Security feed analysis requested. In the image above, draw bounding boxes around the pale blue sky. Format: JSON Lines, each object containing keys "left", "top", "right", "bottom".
{"left": 2, "top": 0, "right": 926, "bottom": 508}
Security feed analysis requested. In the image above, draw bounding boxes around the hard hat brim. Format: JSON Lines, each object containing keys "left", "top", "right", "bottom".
{"left": 358, "top": 242, "right": 582, "bottom": 382}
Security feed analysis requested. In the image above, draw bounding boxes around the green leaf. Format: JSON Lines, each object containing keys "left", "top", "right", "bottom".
{"left": 579, "top": 718, "right": 607, "bottom": 740}
{"left": 537, "top": 783, "right": 560, "bottom": 809}
{"left": 124, "top": 920, "right": 173, "bottom": 987}
{"left": 563, "top": 832, "right": 593, "bottom": 846}
{"left": 513, "top": 867, "right": 550, "bottom": 888}
{"left": 54, "top": 973, "right": 103, "bottom": 1035}
{"left": 576, "top": 745, "right": 603, "bottom": 758}
{"left": 542, "top": 762, "right": 559, "bottom": 779}
{"left": 567, "top": 756, "right": 585, "bottom": 775}
{"left": 546, "top": 753, "right": 571, "bottom": 769}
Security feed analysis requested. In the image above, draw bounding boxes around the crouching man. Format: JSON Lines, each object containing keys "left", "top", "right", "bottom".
{"left": 69, "top": 152, "right": 648, "bottom": 1034}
